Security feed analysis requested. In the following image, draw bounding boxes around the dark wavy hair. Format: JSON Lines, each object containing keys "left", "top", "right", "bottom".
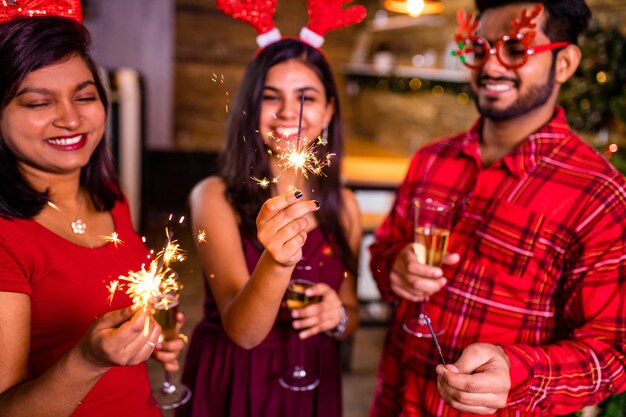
{"left": 219, "top": 38, "right": 357, "bottom": 276}
{"left": 0, "top": 16, "right": 122, "bottom": 219}
{"left": 475, "top": 0, "right": 592, "bottom": 45}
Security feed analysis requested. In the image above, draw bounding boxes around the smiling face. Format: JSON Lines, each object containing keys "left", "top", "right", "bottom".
{"left": 259, "top": 59, "right": 334, "bottom": 153}
{"left": 0, "top": 54, "right": 105, "bottom": 182}
{"left": 470, "top": 3, "right": 559, "bottom": 121}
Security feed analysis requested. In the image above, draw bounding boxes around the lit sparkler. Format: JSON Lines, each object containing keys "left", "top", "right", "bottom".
{"left": 274, "top": 134, "right": 335, "bottom": 180}
{"left": 107, "top": 229, "right": 185, "bottom": 318}
{"left": 271, "top": 88, "right": 334, "bottom": 186}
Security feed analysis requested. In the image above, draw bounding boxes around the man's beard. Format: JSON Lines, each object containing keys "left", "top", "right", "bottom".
{"left": 471, "top": 63, "right": 556, "bottom": 122}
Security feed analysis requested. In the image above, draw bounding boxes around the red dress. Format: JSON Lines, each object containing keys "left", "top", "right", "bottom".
{"left": 0, "top": 198, "right": 161, "bottom": 417}
{"left": 178, "top": 228, "right": 345, "bottom": 417}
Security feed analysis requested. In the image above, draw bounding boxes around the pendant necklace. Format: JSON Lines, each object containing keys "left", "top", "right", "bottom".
{"left": 47, "top": 200, "right": 87, "bottom": 235}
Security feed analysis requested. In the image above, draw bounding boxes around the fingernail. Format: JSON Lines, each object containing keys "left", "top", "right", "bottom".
{"left": 313, "top": 200, "right": 320, "bottom": 208}
{"left": 294, "top": 190, "right": 303, "bottom": 199}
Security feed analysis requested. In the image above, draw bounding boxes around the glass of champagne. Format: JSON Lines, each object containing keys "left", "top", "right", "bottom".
{"left": 149, "top": 290, "right": 192, "bottom": 409}
{"left": 402, "top": 197, "right": 453, "bottom": 338}
{"left": 279, "top": 278, "right": 322, "bottom": 391}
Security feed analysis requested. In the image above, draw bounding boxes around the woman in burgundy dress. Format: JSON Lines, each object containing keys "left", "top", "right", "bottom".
{"left": 179, "top": 38, "right": 362, "bottom": 417}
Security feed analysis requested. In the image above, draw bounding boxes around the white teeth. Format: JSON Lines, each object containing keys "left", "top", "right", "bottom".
{"left": 484, "top": 84, "right": 512, "bottom": 92}
{"left": 48, "top": 135, "right": 82, "bottom": 146}
{"left": 275, "top": 127, "right": 299, "bottom": 137}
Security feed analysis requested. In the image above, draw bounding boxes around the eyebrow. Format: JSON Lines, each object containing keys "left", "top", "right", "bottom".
{"left": 262, "top": 86, "right": 322, "bottom": 95}
{"left": 15, "top": 80, "right": 97, "bottom": 97}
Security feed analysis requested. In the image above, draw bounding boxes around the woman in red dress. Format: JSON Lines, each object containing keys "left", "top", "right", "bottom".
{"left": 0, "top": 4, "right": 184, "bottom": 416}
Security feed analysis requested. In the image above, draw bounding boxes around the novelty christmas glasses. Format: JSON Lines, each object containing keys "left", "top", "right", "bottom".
{"left": 452, "top": 4, "right": 568, "bottom": 70}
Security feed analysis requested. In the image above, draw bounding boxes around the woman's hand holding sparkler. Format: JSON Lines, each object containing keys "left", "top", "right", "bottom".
{"left": 290, "top": 282, "right": 343, "bottom": 339}
{"left": 75, "top": 306, "right": 162, "bottom": 371}
{"left": 256, "top": 190, "right": 320, "bottom": 267}
{"left": 151, "top": 311, "right": 186, "bottom": 372}
{"left": 390, "top": 244, "right": 460, "bottom": 302}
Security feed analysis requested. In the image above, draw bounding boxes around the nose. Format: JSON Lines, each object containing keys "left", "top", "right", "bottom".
{"left": 480, "top": 47, "right": 508, "bottom": 77}
{"left": 276, "top": 96, "right": 299, "bottom": 120}
{"left": 52, "top": 101, "right": 82, "bottom": 130}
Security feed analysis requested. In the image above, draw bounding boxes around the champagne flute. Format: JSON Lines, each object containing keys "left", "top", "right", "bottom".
{"left": 279, "top": 278, "right": 322, "bottom": 391}
{"left": 402, "top": 197, "right": 453, "bottom": 338}
{"left": 149, "top": 290, "right": 192, "bottom": 409}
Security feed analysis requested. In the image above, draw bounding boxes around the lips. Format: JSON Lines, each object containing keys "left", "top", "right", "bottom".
{"left": 45, "top": 134, "right": 87, "bottom": 150}
{"left": 483, "top": 83, "right": 513, "bottom": 92}
{"left": 478, "top": 76, "right": 519, "bottom": 94}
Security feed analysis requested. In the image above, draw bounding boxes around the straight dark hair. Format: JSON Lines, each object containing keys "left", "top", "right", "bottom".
{"left": 0, "top": 16, "right": 122, "bottom": 219}
{"left": 219, "top": 38, "right": 357, "bottom": 277}
{"left": 475, "top": 0, "right": 592, "bottom": 45}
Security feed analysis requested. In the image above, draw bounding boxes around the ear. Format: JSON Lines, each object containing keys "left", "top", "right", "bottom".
{"left": 554, "top": 44, "right": 581, "bottom": 85}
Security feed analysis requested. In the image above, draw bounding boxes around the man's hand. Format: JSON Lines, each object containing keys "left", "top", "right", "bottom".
{"left": 436, "top": 343, "right": 511, "bottom": 414}
{"left": 389, "top": 244, "right": 459, "bottom": 302}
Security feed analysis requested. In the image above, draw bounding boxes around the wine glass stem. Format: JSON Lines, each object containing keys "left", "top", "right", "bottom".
{"left": 421, "top": 300, "right": 430, "bottom": 319}
{"left": 287, "top": 329, "right": 304, "bottom": 377}
{"left": 162, "top": 371, "right": 177, "bottom": 394}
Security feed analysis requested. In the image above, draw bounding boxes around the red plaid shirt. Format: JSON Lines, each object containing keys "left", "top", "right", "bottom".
{"left": 369, "top": 108, "right": 626, "bottom": 416}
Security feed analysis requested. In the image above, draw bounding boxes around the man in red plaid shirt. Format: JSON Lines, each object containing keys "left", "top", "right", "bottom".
{"left": 369, "top": 1, "right": 626, "bottom": 416}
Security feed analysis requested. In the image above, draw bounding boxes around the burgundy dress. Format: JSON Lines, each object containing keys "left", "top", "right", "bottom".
{"left": 178, "top": 228, "right": 345, "bottom": 417}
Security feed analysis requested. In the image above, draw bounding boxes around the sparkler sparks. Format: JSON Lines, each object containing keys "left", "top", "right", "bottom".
{"left": 249, "top": 134, "right": 334, "bottom": 189}
{"left": 102, "top": 232, "right": 123, "bottom": 247}
{"left": 251, "top": 176, "right": 271, "bottom": 189}
{"left": 106, "top": 280, "right": 120, "bottom": 304}
{"left": 197, "top": 229, "right": 207, "bottom": 244}
{"left": 107, "top": 230, "right": 184, "bottom": 312}
{"left": 275, "top": 135, "right": 335, "bottom": 180}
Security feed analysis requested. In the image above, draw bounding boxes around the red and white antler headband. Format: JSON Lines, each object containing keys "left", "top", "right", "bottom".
{"left": 216, "top": 0, "right": 366, "bottom": 48}
{"left": 1, "top": 0, "right": 82, "bottom": 23}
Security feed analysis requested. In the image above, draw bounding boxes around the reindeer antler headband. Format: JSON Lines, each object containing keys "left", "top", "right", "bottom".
{"left": 1, "top": 0, "right": 82, "bottom": 23}
{"left": 216, "top": 0, "right": 367, "bottom": 48}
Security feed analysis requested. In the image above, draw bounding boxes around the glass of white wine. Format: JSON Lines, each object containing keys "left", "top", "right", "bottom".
{"left": 149, "top": 290, "right": 192, "bottom": 409}
{"left": 402, "top": 197, "right": 453, "bottom": 338}
{"left": 279, "top": 278, "right": 322, "bottom": 391}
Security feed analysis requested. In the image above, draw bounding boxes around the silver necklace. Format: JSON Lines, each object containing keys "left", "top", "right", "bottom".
{"left": 47, "top": 201, "right": 87, "bottom": 235}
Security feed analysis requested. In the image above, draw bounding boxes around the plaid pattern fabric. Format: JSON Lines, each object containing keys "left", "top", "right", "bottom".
{"left": 369, "top": 107, "right": 626, "bottom": 416}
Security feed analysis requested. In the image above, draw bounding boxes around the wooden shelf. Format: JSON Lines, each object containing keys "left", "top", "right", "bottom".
{"left": 342, "top": 62, "right": 470, "bottom": 84}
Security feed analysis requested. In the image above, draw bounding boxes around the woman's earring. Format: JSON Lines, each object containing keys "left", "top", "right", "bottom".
{"left": 321, "top": 124, "right": 329, "bottom": 144}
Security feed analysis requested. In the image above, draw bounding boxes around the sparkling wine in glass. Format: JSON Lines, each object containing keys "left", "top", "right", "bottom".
{"left": 149, "top": 292, "right": 192, "bottom": 409}
{"left": 403, "top": 197, "right": 453, "bottom": 338}
{"left": 279, "top": 278, "right": 321, "bottom": 391}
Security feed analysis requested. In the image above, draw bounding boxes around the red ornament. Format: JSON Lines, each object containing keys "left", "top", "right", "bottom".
{"left": 0, "top": 0, "right": 82, "bottom": 24}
